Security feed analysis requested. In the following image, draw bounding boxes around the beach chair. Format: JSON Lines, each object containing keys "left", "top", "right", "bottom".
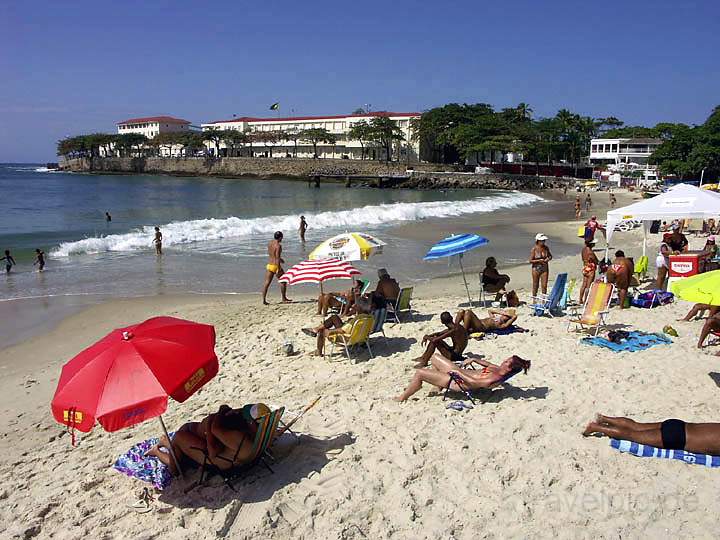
{"left": 369, "top": 307, "right": 389, "bottom": 348}
{"left": 566, "top": 281, "right": 615, "bottom": 336}
{"left": 387, "top": 287, "right": 414, "bottom": 323}
{"left": 479, "top": 280, "right": 508, "bottom": 307}
{"left": 327, "top": 314, "right": 374, "bottom": 362}
{"left": 560, "top": 277, "right": 577, "bottom": 310}
{"left": 529, "top": 273, "right": 568, "bottom": 317}
{"left": 442, "top": 368, "right": 523, "bottom": 405}
{"left": 357, "top": 279, "right": 371, "bottom": 295}
{"left": 188, "top": 407, "right": 285, "bottom": 492}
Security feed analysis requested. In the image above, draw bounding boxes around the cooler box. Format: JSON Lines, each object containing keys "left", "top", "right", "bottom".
{"left": 668, "top": 253, "right": 700, "bottom": 286}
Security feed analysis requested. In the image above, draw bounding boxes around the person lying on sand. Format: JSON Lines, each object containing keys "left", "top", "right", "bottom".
{"left": 303, "top": 292, "right": 383, "bottom": 355}
{"left": 393, "top": 352, "right": 530, "bottom": 402}
{"left": 412, "top": 311, "right": 468, "bottom": 368}
{"left": 582, "top": 414, "right": 720, "bottom": 454}
{"left": 455, "top": 308, "right": 518, "bottom": 335}
{"left": 678, "top": 303, "right": 720, "bottom": 322}
{"left": 145, "top": 404, "right": 262, "bottom": 476}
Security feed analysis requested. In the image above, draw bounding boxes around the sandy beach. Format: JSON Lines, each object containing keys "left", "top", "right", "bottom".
{"left": 1, "top": 189, "right": 716, "bottom": 540}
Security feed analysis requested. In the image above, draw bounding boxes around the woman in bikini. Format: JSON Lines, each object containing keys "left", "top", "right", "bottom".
{"left": 393, "top": 352, "right": 530, "bottom": 402}
{"left": 529, "top": 233, "right": 552, "bottom": 299}
{"left": 583, "top": 414, "right": 720, "bottom": 455}
{"left": 579, "top": 238, "right": 599, "bottom": 304}
{"left": 146, "top": 404, "right": 260, "bottom": 475}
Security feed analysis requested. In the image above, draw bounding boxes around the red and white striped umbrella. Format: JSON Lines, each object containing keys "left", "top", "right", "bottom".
{"left": 279, "top": 258, "right": 361, "bottom": 292}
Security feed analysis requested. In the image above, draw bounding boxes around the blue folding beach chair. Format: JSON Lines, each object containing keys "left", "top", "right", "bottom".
{"left": 529, "top": 273, "right": 567, "bottom": 317}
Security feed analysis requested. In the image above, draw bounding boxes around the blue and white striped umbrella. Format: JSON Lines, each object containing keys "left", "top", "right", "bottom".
{"left": 423, "top": 234, "right": 489, "bottom": 260}
{"left": 424, "top": 234, "right": 489, "bottom": 305}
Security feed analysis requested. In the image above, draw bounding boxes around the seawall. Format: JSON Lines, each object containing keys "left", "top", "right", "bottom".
{"left": 59, "top": 157, "right": 576, "bottom": 190}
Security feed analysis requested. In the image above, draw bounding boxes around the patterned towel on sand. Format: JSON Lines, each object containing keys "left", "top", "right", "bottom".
{"left": 113, "top": 434, "right": 174, "bottom": 490}
{"left": 581, "top": 331, "right": 672, "bottom": 352}
{"left": 610, "top": 439, "right": 720, "bottom": 468}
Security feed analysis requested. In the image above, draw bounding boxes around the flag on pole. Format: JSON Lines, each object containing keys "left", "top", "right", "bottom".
{"left": 269, "top": 102, "right": 279, "bottom": 110}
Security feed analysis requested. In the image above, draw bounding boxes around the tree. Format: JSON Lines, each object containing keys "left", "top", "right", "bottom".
{"left": 285, "top": 129, "right": 301, "bottom": 157}
{"left": 114, "top": 133, "right": 147, "bottom": 157}
{"left": 348, "top": 120, "right": 373, "bottom": 159}
{"left": 153, "top": 132, "right": 185, "bottom": 157}
{"left": 367, "top": 117, "right": 405, "bottom": 162}
{"left": 202, "top": 128, "right": 225, "bottom": 157}
{"left": 298, "top": 128, "right": 336, "bottom": 158}
{"left": 252, "top": 130, "right": 284, "bottom": 158}
{"left": 222, "top": 130, "right": 248, "bottom": 157}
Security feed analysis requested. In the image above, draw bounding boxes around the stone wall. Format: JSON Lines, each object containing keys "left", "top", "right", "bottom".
{"left": 59, "top": 157, "right": 576, "bottom": 189}
{"left": 60, "top": 156, "right": 453, "bottom": 179}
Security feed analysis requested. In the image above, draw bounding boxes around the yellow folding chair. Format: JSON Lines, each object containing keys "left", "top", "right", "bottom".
{"left": 327, "top": 314, "right": 374, "bottom": 362}
{"left": 567, "top": 281, "right": 615, "bottom": 336}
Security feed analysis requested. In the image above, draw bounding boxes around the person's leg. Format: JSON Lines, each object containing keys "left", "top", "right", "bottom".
{"left": 317, "top": 293, "right": 326, "bottom": 315}
{"left": 679, "top": 303, "right": 707, "bottom": 322}
{"left": 596, "top": 414, "right": 662, "bottom": 431}
{"left": 454, "top": 309, "right": 466, "bottom": 326}
{"left": 579, "top": 275, "right": 590, "bottom": 304}
{"left": 393, "top": 368, "right": 453, "bottom": 402}
{"left": 655, "top": 266, "right": 667, "bottom": 290}
{"left": 582, "top": 421, "right": 664, "bottom": 446}
{"left": 531, "top": 269, "right": 540, "bottom": 298}
{"left": 413, "top": 340, "right": 439, "bottom": 368}
{"left": 463, "top": 311, "right": 482, "bottom": 333}
{"left": 540, "top": 270, "right": 549, "bottom": 295}
{"left": 261, "top": 270, "right": 274, "bottom": 305}
{"left": 277, "top": 268, "right": 291, "bottom": 302}
{"left": 698, "top": 317, "right": 720, "bottom": 348}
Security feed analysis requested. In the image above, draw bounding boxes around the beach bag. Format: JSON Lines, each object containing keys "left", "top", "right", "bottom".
{"left": 631, "top": 290, "right": 674, "bottom": 308}
{"left": 577, "top": 225, "right": 586, "bottom": 238}
{"left": 506, "top": 290, "right": 520, "bottom": 307}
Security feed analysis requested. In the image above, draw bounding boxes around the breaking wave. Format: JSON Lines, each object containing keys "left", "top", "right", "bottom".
{"left": 51, "top": 192, "right": 543, "bottom": 257}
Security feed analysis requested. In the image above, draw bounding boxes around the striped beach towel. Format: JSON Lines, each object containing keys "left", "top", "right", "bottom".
{"left": 610, "top": 439, "right": 720, "bottom": 468}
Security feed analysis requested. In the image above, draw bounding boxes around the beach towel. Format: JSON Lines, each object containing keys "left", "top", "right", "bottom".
{"left": 610, "top": 439, "right": 720, "bottom": 468}
{"left": 113, "top": 435, "right": 174, "bottom": 490}
{"left": 581, "top": 331, "right": 672, "bottom": 352}
{"left": 492, "top": 325, "right": 527, "bottom": 335}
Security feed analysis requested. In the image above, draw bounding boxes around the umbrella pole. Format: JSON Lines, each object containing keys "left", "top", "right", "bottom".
{"left": 158, "top": 415, "right": 185, "bottom": 480}
{"left": 458, "top": 255, "right": 473, "bottom": 306}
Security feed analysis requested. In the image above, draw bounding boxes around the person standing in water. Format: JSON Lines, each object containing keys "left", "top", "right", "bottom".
{"left": 105, "top": 212, "right": 112, "bottom": 222}
{"left": 1, "top": 250, "right": 16, "bottom": 274}
{"left": 33, "top": 249, "right": 46, "bottom": 272}
{"left": 299, "top": 216, "right": 308, "bottom": 243}
{"left": 153, "top": 227, "right": 163, "bottom": 255}
{"left": 262, "top": 231, "right": 291, "bottom": 305}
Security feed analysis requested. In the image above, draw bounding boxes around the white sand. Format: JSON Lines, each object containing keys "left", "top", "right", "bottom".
{"left": 0, "top": 201, "right": 715, "bottom": 539}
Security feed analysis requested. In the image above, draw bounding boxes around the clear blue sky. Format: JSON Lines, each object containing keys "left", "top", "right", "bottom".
{"left": 1, "top": 0, "right": 718, "bottom": 162}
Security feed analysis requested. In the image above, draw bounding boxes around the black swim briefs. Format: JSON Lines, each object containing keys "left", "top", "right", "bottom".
{"left": 661, "top": 418, "right": 686, "bottom": 450}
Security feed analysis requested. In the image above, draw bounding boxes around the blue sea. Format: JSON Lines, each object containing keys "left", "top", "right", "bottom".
{"left": 0, "top": 163, "right": 544, "bottom": 303}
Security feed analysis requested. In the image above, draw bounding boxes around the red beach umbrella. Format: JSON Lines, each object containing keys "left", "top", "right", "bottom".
{"left": 279, "top": 258, "right": 361, "bottom": 293}
{"left": 51, "top": 316, "right": 218, "bottom": 475}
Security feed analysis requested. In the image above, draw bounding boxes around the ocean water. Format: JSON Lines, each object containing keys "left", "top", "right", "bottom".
{"left": 0, "top": 164, "right": 544, "bottom": 302}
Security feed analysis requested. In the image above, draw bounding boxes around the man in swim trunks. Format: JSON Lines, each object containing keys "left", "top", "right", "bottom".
{"left": 413, "top": 311, "right": 468, "bottom": 368}
{"left": 582, "top": 413, "right": 720, "bottom": 455}
{"left": 1, "top": 250, "right": 16, "bottom": 274}
{"left": 262, "top": 231, "right": 291, "bottom": 305}
{"left": 454, "top": 308, "right": 518, "bottom": 335}
{"left": 375, "top": 268, "right": 400, "bottom": 304}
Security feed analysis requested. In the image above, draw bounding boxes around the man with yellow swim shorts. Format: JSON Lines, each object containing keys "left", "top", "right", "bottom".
{"left": 262, "top": 231, "right": 291, "bottom": 305}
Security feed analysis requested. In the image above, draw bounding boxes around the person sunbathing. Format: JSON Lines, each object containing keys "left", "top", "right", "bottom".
{"left": 678, "top": 303, "right": 720, "bottom": 322}
{"left": 582, "top": 413, "right": 720, "bottom": 454}
{"left": 393, "top": 352, "right": 530, "bottom": 402}
{"left": 303, "top": 292, "right": 382, "bottom": 355}
{"left": 316, "top": 280, "right": 362, "bottom": 316}
{"left": 412, "top": 311, "right": 468, "bottom": 368}
{"left": 455, "top": 308, "right": 518, "bottom": 335}
{"left": 145, "top": 404, "right": 260, "bottom": 475}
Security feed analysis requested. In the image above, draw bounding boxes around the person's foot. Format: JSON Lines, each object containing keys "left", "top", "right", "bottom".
{"left": 582, "top": 421, "right": 600, "bottom": 437}
{"left": 282, "top": 298, "right": 293, "bottom": 304}
{"left": 263, "top": 300, "right": 269, "bottom": 306}
{"left": 313, "top": 349, "right": 323, "bottom": 356}
{"left": 392, "top": 395, "right": 406, "bottom": 402}
{"left": 302, "top": 328, "right": 317, "bottom": 338}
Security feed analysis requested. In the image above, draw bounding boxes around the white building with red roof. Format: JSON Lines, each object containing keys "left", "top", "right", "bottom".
{"left": 201, "top": 111, "right": 420, "bottom": 161}
{"left": 117, "top": 116, "right": 192, "bottom": 139}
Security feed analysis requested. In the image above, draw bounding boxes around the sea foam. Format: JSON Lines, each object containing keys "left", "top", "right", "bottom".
{"left": 51, "top": 191, "right": 543, "bottom": 257}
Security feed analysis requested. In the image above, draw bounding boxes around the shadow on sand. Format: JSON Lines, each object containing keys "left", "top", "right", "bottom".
{"left": 159, "top": 432, "right": 355, "bottom": 512}
{"left": 443, "top": 384, "right": 550, "bottom": 404}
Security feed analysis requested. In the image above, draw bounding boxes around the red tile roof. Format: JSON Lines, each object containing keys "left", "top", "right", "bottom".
{"left": 117, "top": 116, "right": 191, "bottom": 125}
{"left": 206, "top": 111, "right": 420, "bottom": 125}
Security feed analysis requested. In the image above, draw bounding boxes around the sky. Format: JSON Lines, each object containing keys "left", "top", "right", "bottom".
{"left": 1, "top": 0, "right": 719, "bottom": 162}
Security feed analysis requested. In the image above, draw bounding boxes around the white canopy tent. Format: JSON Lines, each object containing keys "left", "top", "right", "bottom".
{"left": 605, "top": 183, "right": 720, "bottom": 256}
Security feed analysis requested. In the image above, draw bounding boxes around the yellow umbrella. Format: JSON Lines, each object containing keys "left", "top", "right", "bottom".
{"left": 671, "top": 270, "right": 720, "bottom": 305}
{"left": 308, "top": 232, "right": 385, "bottom": 261}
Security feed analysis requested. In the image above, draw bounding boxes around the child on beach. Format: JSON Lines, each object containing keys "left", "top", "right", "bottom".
{"left": 33, "top": 249, "right": 45, "bottom": 271}
{"left": 1, "top": 250, "right": 16, "bottom": 273}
